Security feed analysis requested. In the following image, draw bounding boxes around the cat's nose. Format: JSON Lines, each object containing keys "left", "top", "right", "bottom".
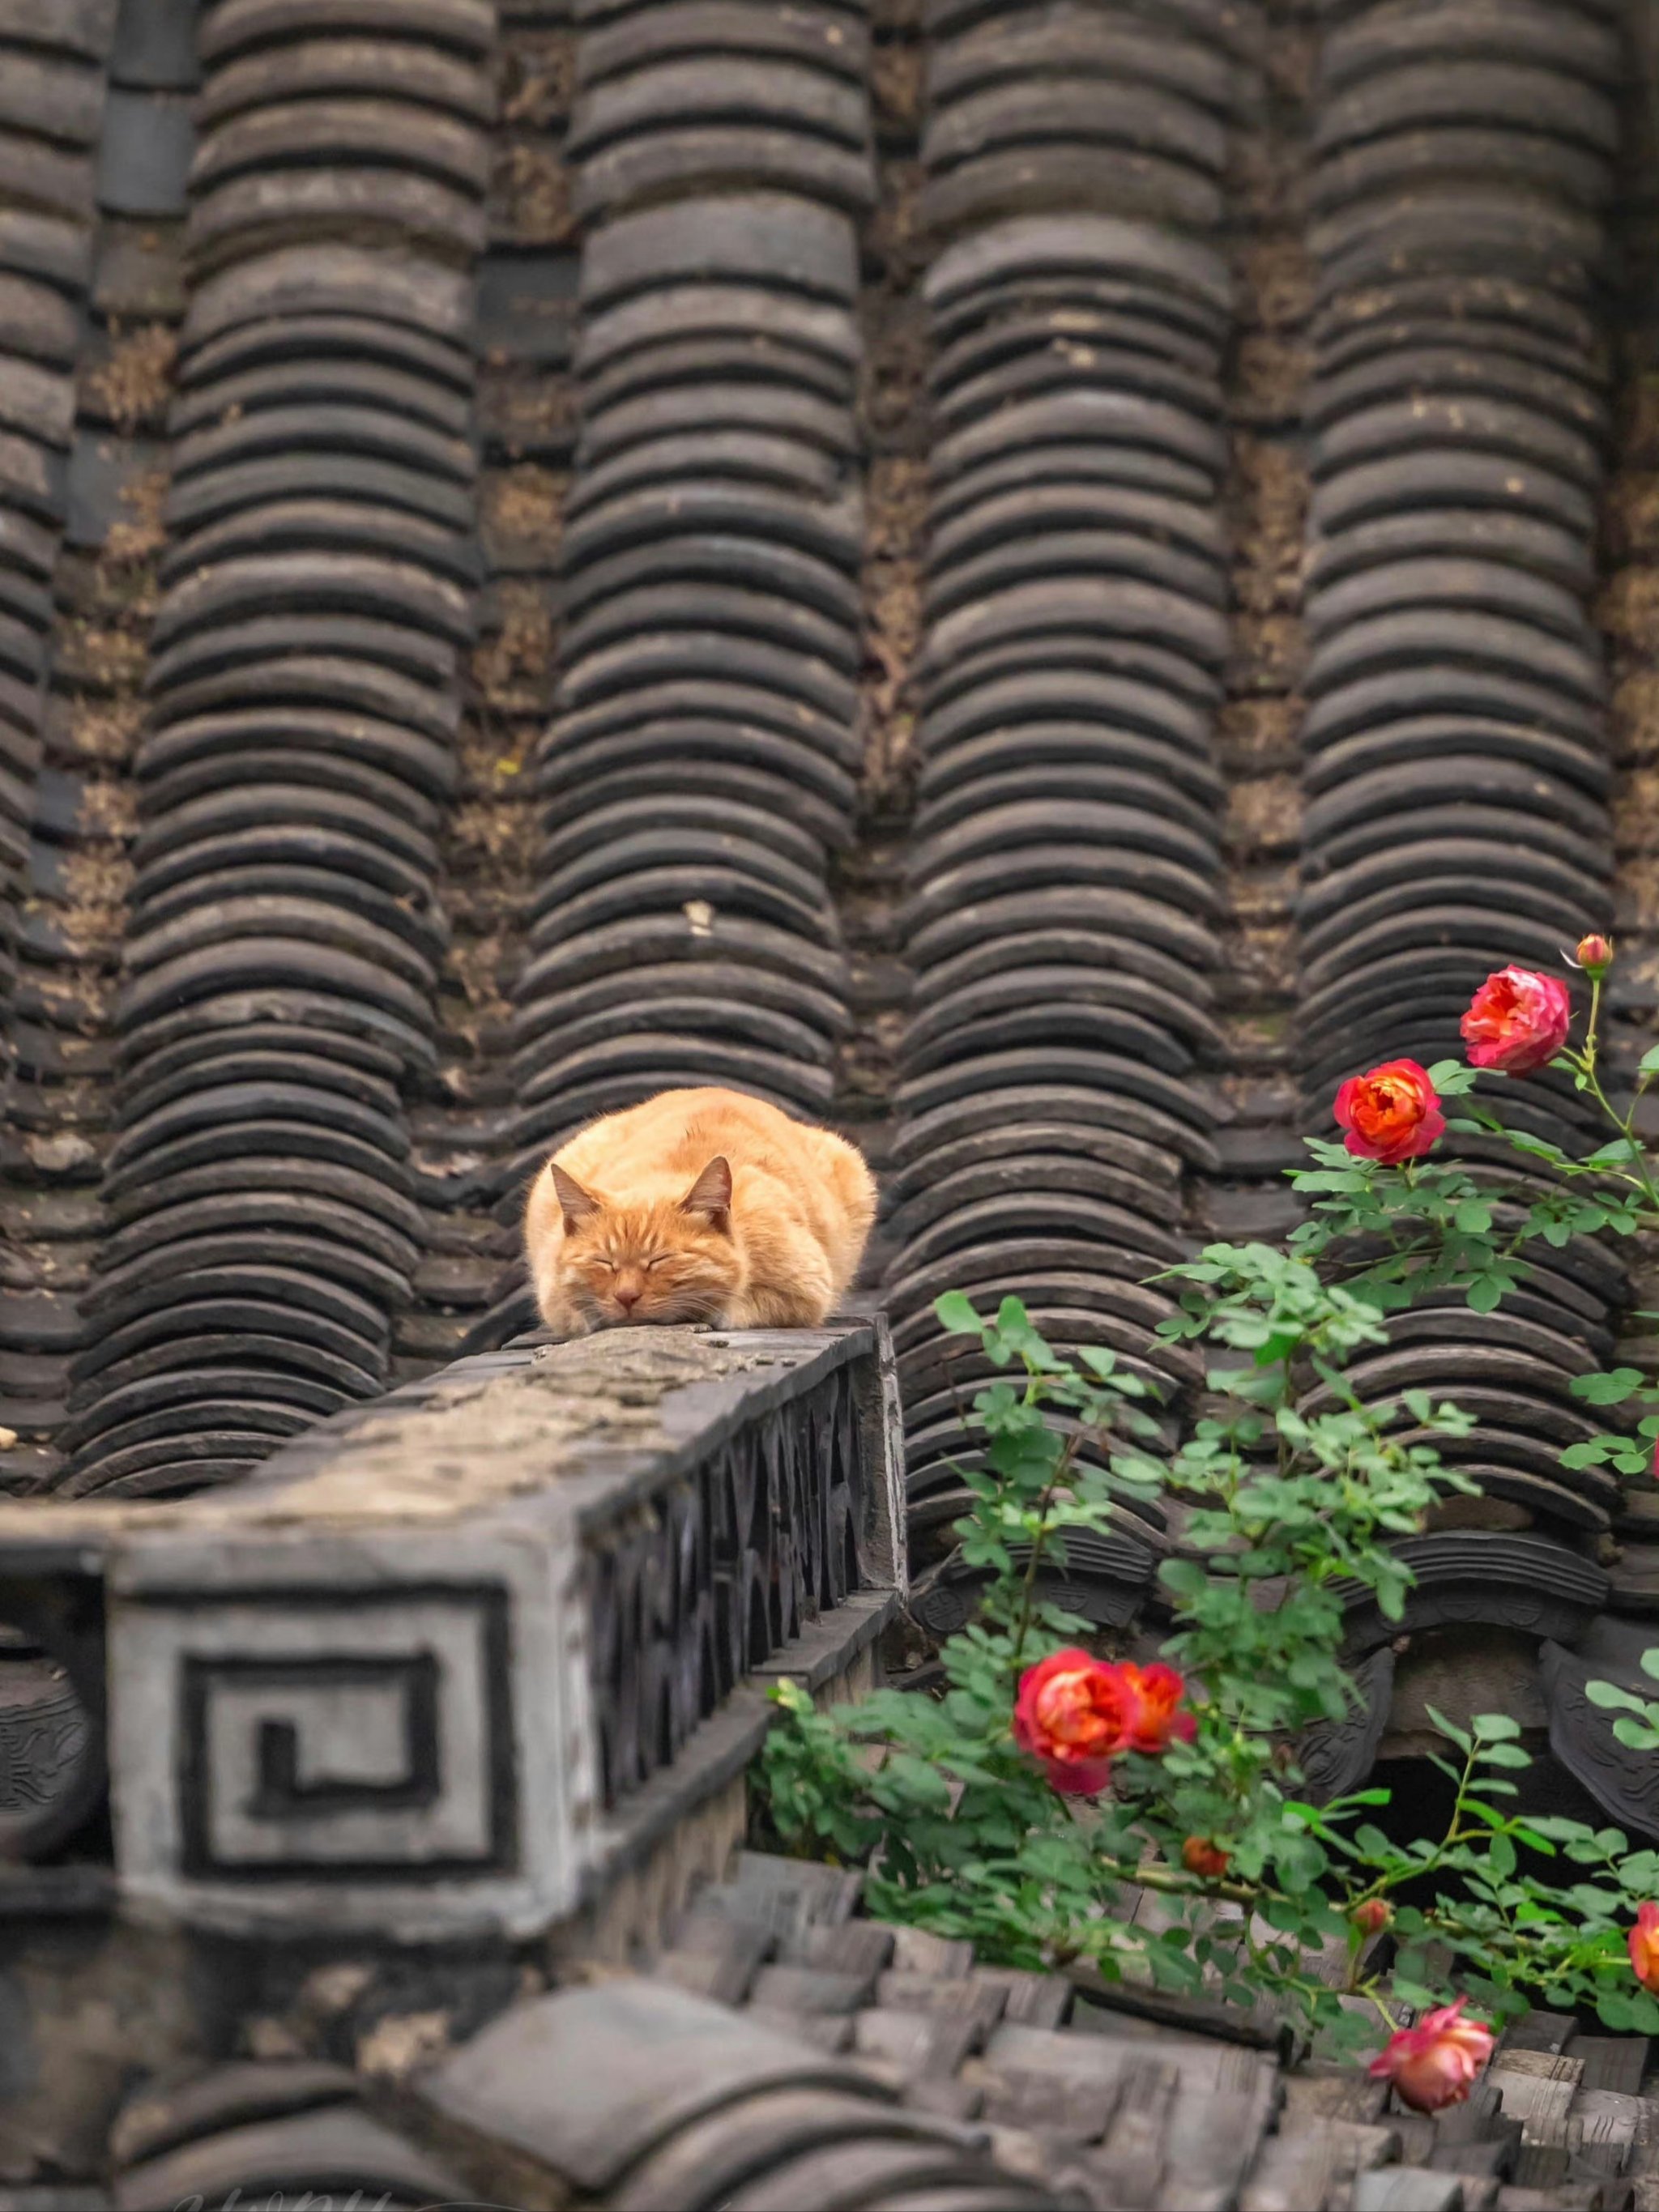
{"left": 614, "top": 1284, "right": 641, "bottom": 1311}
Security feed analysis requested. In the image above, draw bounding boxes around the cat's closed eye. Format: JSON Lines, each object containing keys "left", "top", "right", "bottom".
{"left": 646, "top": 1255, "right": 672, "bottom": 1269}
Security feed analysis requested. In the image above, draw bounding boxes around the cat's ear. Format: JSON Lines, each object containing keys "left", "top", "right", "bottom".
{"left": 680, "top": 1156, "right": 732, "bottom": 1229}
{"left": 548, "top": 1162, "right": 601, "bottom": 1234}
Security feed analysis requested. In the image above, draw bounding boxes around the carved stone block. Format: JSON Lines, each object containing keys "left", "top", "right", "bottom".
{"left": 0, "top": 1321, "right": 901, "bottom": 1937}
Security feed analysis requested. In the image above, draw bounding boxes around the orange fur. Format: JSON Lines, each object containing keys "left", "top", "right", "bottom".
{"left": 524, "top": 1087, "right": 877, "bottom": 1336}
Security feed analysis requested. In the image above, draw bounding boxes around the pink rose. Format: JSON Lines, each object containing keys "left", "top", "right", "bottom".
{"left": 1368, "top": 1997, "right": 1495, "bottom": 2112}
{"left": 1572, "top": 934, "right": 1613, "bottom": 978}
{"left": 1461, "top": 967, "right": 1572, "bottom": 1075}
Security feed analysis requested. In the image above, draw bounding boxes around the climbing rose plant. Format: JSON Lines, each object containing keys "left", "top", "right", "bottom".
{"left": 760, "top": 933, "right": 1659, "bottom": 2092}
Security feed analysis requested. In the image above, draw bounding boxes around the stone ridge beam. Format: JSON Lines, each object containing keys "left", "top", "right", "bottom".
{"left": 0, "top": 1315, "right": 902, "bottom": 1938}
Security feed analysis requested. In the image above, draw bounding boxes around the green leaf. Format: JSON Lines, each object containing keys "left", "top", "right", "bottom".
{"left": 1570, "top": 1369, "right": 1645, "bottom": 1406}
{"left": 934, "top": 1292, "right": 982, "bottom": 1336}
{"left": 1584, "top": 1136, "right": 1644, "bottom": 1168}
{"left": 1477, "top": 1743, "right": 1533, "bottom": 1769}
{"left": 1526, "top": 1816, "right": 1602, "bottom": 1843}
{"left": 1426, "top": 1060, "right": 1481, "bottom": 1096}
{"left": 1586, "top": 1681, "right": 1648, "bottom": 1714}
{"left": 1159, "top": 1558, "right": 1209, "bottom": 1600}
{"left": 1561, "top": 1442, "right": 1613, "bottom": 1470}
{"left": 1425, "top": 1705, "right": 1473, "bottom": 1754}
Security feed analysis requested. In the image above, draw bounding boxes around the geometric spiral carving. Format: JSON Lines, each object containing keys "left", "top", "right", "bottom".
{"left": 144, "top": 1583, "right": 515, "bottom": 1884}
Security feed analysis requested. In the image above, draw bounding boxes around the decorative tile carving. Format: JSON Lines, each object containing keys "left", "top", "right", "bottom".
{"left": 0, "top": 1672, "right": 93, "bottom": 1830}
{"left": 1298, "top": 1647, "right": 1394, "bottom": 1806}
{"left": 0, "top": 1579, "right": 109, "bottom": 1859}
{"left": 586, "top": 1364, "right": 867, "bottom": 1807}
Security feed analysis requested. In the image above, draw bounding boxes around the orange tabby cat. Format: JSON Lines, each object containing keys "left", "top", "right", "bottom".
{"left": 524, "top": 1087, "right": 877, "bottom": 1335}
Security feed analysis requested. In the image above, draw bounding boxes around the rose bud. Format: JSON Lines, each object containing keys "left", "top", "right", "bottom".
{"left": 1367, "top": 1997, "right": 1495, "bottom": 2113}
{"left": 1333, "top": 1060, "right": 1446, "bottom": 1166}
{"left": 1629, "top": 1902, "right": 1659, "bottom": 1993}
{"left": 1013, "top": 1649, "right": 1141, "bottom": 1798}
{"left": 1182, "top": 1836, "right": 1230, "bottom": 1879}
{"left": 1123, "top": 1661, "right": 1196, "bottom": 1754}
{"left": 1572, "top": 934, "right": 1613, "bottom": 978}
{"left": 1352, "top": 1899, "right": 1393, "bottom": 1938}
{"left": 1461, "top": 967, "right": 1572, "bottom": 1076}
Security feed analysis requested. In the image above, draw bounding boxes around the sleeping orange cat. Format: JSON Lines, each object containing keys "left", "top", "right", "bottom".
{"left": 524, "top": 1087, "right": 877, "bottom": 1335}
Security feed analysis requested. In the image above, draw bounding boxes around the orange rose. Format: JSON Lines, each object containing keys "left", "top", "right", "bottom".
{"left": 1368, "top": 1997, "right": 1495, "bottom": 2112}
{"left": 1461, "top": 967, "right": 1572, "bottom": 1075}
{"left": 1630, "top": 1902, "right": 1659, "bottom": 1993}
{"left": 1013, "top": 1648, "right": 1140, "bottom": 1797}
{"left": 1123, "top": 1661, "right": 1196, "bottom": 1753}
{"left": 1352, "top": 1899, "right": 1393, "bottom": 1938}
{"left": 1333, "top": 1059, "right": 1446, "bottom": 1166}
{"left": 1182, "top": 1835, "right": 1230, "bottom": 1878}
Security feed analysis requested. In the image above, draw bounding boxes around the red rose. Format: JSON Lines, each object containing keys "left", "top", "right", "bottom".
{"left": 1013, "top": 1648, "right": 1141, "bottom": 1797}
{"left": 1333, "top": 1059, "right": 1446, "bottom": 1165}
{"left": 1182, "top": 1835, "right": 1230, "bottom": 1878}
{"left": 1353, "top": 1899, "right": 1393, "bottom": 1938}
{"left": 1368, "top": 1997, "right": 1495, "bottom": 2112}
{"left": 1630, "top": 1902, "right": 1659, "bottom": 1993}
{"left": 1461, "top": 967, "right": 1572, "bottom": 1075}
{"left": 1122, "top": 1661, "right": 1196, "bottom": 1753}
